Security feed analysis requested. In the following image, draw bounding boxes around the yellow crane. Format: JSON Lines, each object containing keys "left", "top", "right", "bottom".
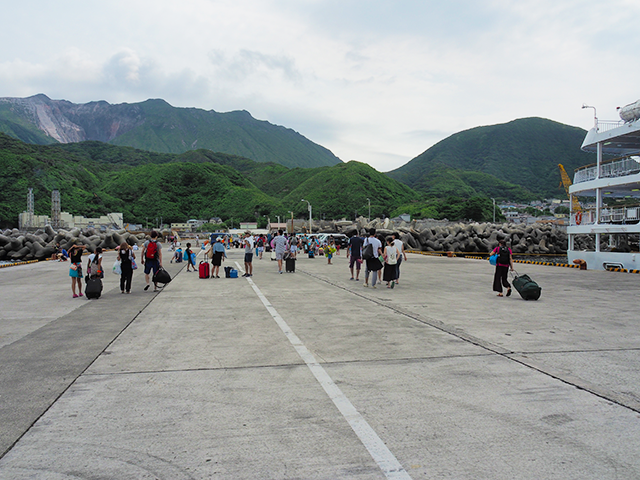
{"left": 558, "top": 164, "right": 583, "bottom": 223}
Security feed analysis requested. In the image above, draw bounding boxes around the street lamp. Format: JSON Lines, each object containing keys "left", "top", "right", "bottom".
{"left": 366, "top": 198, "right": 371, "bottom": 223}
{"left": 301, "top": 199, "right": 312, "bottom": 233}
{"left": 582, "top": 104, "right": 598, "bottom": 129}
{"left": 491, "top": 198, "right": 496, "bottom": 223}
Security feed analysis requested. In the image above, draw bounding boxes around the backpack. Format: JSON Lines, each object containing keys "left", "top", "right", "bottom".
{"left": 497, "top": 246, "right": 510, "bottom": 265}
{"left": 146, "top": 240, "right": 159, "bottom": 260}
{"left": 362, "top": 242, "right": 374, "bottom": 260}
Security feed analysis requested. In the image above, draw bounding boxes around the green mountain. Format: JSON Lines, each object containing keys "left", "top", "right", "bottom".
{"left": 0, "top": 94, "right": 342, "bottom": 169}
{"left": 280, "top": 161, "right": 418, "bottom": 219}
{"left": 388, "top": 117, "right": 595, "bottom": 199}
{"left": 0, "top": 133, "right": 278, "bottom": 227}
{"left": 0, "top": 134, "right": 423, "bottom": 228}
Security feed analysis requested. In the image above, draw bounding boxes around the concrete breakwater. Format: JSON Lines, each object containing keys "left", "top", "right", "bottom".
{"left": 0, "top": 225, "right": 145, "bottom": 262}
{"left": 333, "top": 218, "right": 571, "bottom": 255}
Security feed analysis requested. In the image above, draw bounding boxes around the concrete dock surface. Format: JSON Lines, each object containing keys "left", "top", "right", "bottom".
{"left": 1, "top": 246, "right": 640, "bottom": 479}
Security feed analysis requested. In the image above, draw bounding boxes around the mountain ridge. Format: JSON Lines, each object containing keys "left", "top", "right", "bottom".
{"left": 0, "top": 94, "right": 342, "bottom": 169}
{"left": 387, "top": 117, "right": 595, "bottom": 199}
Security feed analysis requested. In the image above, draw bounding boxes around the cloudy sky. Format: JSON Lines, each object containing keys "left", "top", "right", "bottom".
{"left": 1, "top": 0, "right": 639, "bottom": 171}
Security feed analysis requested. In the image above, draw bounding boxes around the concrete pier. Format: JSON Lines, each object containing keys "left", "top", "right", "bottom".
{"left": 1, "top": 247, "right": 640, "bottom": 479}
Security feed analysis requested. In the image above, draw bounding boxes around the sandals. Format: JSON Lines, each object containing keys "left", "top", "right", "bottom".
{"left": 506, "top": 288, "right": 512, "bottom": 297}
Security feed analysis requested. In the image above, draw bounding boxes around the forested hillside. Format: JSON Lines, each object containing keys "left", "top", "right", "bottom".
{"left": 388, "top": 117, "right": 594, "bottom": 199}
{"left": 0, "top": 134, "right": 424, "bottom": 227}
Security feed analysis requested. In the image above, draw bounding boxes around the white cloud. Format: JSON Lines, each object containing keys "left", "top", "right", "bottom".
{"left": 1, "top": 0, "right": 640, "bottom": 171}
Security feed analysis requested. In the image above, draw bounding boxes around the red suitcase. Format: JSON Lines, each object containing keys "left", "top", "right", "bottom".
{"left": 199, "top": 260, "right": 210, "bottom": 278}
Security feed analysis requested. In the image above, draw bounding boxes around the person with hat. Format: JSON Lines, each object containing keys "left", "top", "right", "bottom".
{"left": 209, "top": 237, "right": 227, "bottom": 278}
{"left": 243, "top": 231, "right": 254, "bottom": 277}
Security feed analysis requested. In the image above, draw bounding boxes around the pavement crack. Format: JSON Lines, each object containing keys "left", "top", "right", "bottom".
{"left": 299, "top": 268, "right": 640, "bottom": 415}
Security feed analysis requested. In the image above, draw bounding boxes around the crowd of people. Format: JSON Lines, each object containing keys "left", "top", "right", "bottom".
{"left": 65, "top": 228, "right": 414, "bottom": 297}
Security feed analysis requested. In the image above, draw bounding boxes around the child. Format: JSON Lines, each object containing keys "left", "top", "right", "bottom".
{"left": 326, "top": 240, "right": 336, "bottom": 265}
{"left": 383, "top": 237, "right": 400, "bottom": 288}
{"left": 185, "top": 243, "right": 195, "bottom": 272}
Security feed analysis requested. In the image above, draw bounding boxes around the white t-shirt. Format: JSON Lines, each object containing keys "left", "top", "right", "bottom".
{"left": 393, "top": 239, "right": 404, "bottom": 256}
{"left": 364, "top": 236, "right": 382, "bottom": 256}
{"left": 244, "top": 236, "right": 255, "bottom": 253}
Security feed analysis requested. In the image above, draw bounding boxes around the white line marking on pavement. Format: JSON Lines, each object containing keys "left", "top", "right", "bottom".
{"left": 235, "top": 261, "right": 412, "bottom": 480}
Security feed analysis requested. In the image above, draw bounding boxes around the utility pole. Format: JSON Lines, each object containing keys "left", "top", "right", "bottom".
{"left": 367, "top": 198, "right": 371, "bottom": 223}
{"left": 491, "top": 198, "right": 496, "bottom": 223}
{"left": 301, "top": 199, "right": 312, "bottom": 233}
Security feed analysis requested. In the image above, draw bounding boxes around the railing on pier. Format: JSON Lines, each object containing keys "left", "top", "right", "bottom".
{"left": 574, "top": 156, "right": 640, "bottom": 184}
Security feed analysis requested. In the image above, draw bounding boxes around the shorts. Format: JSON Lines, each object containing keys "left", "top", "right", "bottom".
{"left": 144, "top": 259, "right": 160, "bottom": 275}
{"left": 275, "top": 251, "right": 284, "bottom": 261}
{"left": 244, "top": 252, "right": 254, "bottom": 263}
{"left": 349, "top": 256, "right": 362, "bottom": 269}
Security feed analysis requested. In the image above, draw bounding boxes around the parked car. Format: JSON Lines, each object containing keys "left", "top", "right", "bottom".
{"left": 317, "top": 233, "right": 349, "bottom": 249}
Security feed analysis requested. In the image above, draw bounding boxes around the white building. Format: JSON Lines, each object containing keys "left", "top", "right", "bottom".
{"left": 18, "top": 212, "right": 124, "bottom": 230}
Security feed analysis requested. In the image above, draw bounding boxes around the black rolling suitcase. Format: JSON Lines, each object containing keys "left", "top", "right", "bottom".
{"left": 85, "top": 277, "right": 103, "bottom": 299}
{"left": 285, "top": 257, "right": 296, "bottom": 272}
{"left": 512, "top": 270, "right": 541, "bottom": 300}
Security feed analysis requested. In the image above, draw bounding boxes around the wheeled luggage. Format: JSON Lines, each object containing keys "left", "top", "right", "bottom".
{"left": 199, "top": 260, "right": 210, "bottom": 279}
{"left": 224, "top": 266, "right": 232, "bottom": 278}
{"left": 285, "top": 257, "right": 296, "bottom": 272}
{"left": 85, "top": 277, "right": 103, "bottom": 299}
{"left": 512, "top": 271, "right": 541, "bottom": 300}
{"left": 153, "top": 267, "right": 172, "bottom": 285}
{"left": 229, "top": 269, "right": 238, "bottom": 278}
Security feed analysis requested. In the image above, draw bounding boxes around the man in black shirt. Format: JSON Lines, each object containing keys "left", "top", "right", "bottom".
{"left": 347, "top": 232, "right": 364, "bottom": 281}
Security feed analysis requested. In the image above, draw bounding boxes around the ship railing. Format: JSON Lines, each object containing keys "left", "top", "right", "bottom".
{"left": 574, "top": 156, "right": 640, "bottom": 184}
{"left": 600, "top": 156, "right": 640, "bottom": 178}
{"left": 596, "top": 120, "right": 624, "bottom": 133}
{"left": 574, "top": 166, "right": 597, "bottom": 183}
{"left": 572, "top": 206, "right": 640, "bottom": 226}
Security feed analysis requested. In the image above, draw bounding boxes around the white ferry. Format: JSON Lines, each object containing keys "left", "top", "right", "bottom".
{"left": 568, "top": 100, "right": 640, "bottom": 270}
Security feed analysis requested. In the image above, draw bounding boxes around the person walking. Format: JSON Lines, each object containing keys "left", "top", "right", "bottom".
{"left": 347, "top": 232, "right": 364, "bottom": 281}
{"left": 326, "top": 238, "right": 336, "bottom": 265}
{"left": 87, "top": 247, "right": 104, "bottom": 278}
{"left": 243, "top": 232, "right": 255, "bottom": 277}
{"left": 492, "top": 239, "right": 514, "bottom": 297}
{"left": 68, "top": 242, "right": 86, "bottom": 298}
{"left": 185, "top": 242, "right": 195, "bottom": 272}
{"left": 273, "top": 229, "right": 288, "bottom": 274}
{"left": 383, "top": 237, "right": 401, "bottom": 288}
{"left": 210, "top": 237, "right": 227, "bottom": 278}
{"left": 117, "top": 242, "right": 135, "bottom": 294}
{"left": 391, "top": 232, "right": 407, "bottom": 285}
{"left": 142, "top": 231, "right": 163, "bottom": 292}
{"left": 256, "top": 235, "right": 265, "bottom": 259}
{"left": 363, "top": 228, "right": 383, "bottom": 289}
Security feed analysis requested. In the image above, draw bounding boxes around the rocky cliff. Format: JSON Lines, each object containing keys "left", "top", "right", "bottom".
{"left": 0, "top": 95, "right": 342, "bottom": 168}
